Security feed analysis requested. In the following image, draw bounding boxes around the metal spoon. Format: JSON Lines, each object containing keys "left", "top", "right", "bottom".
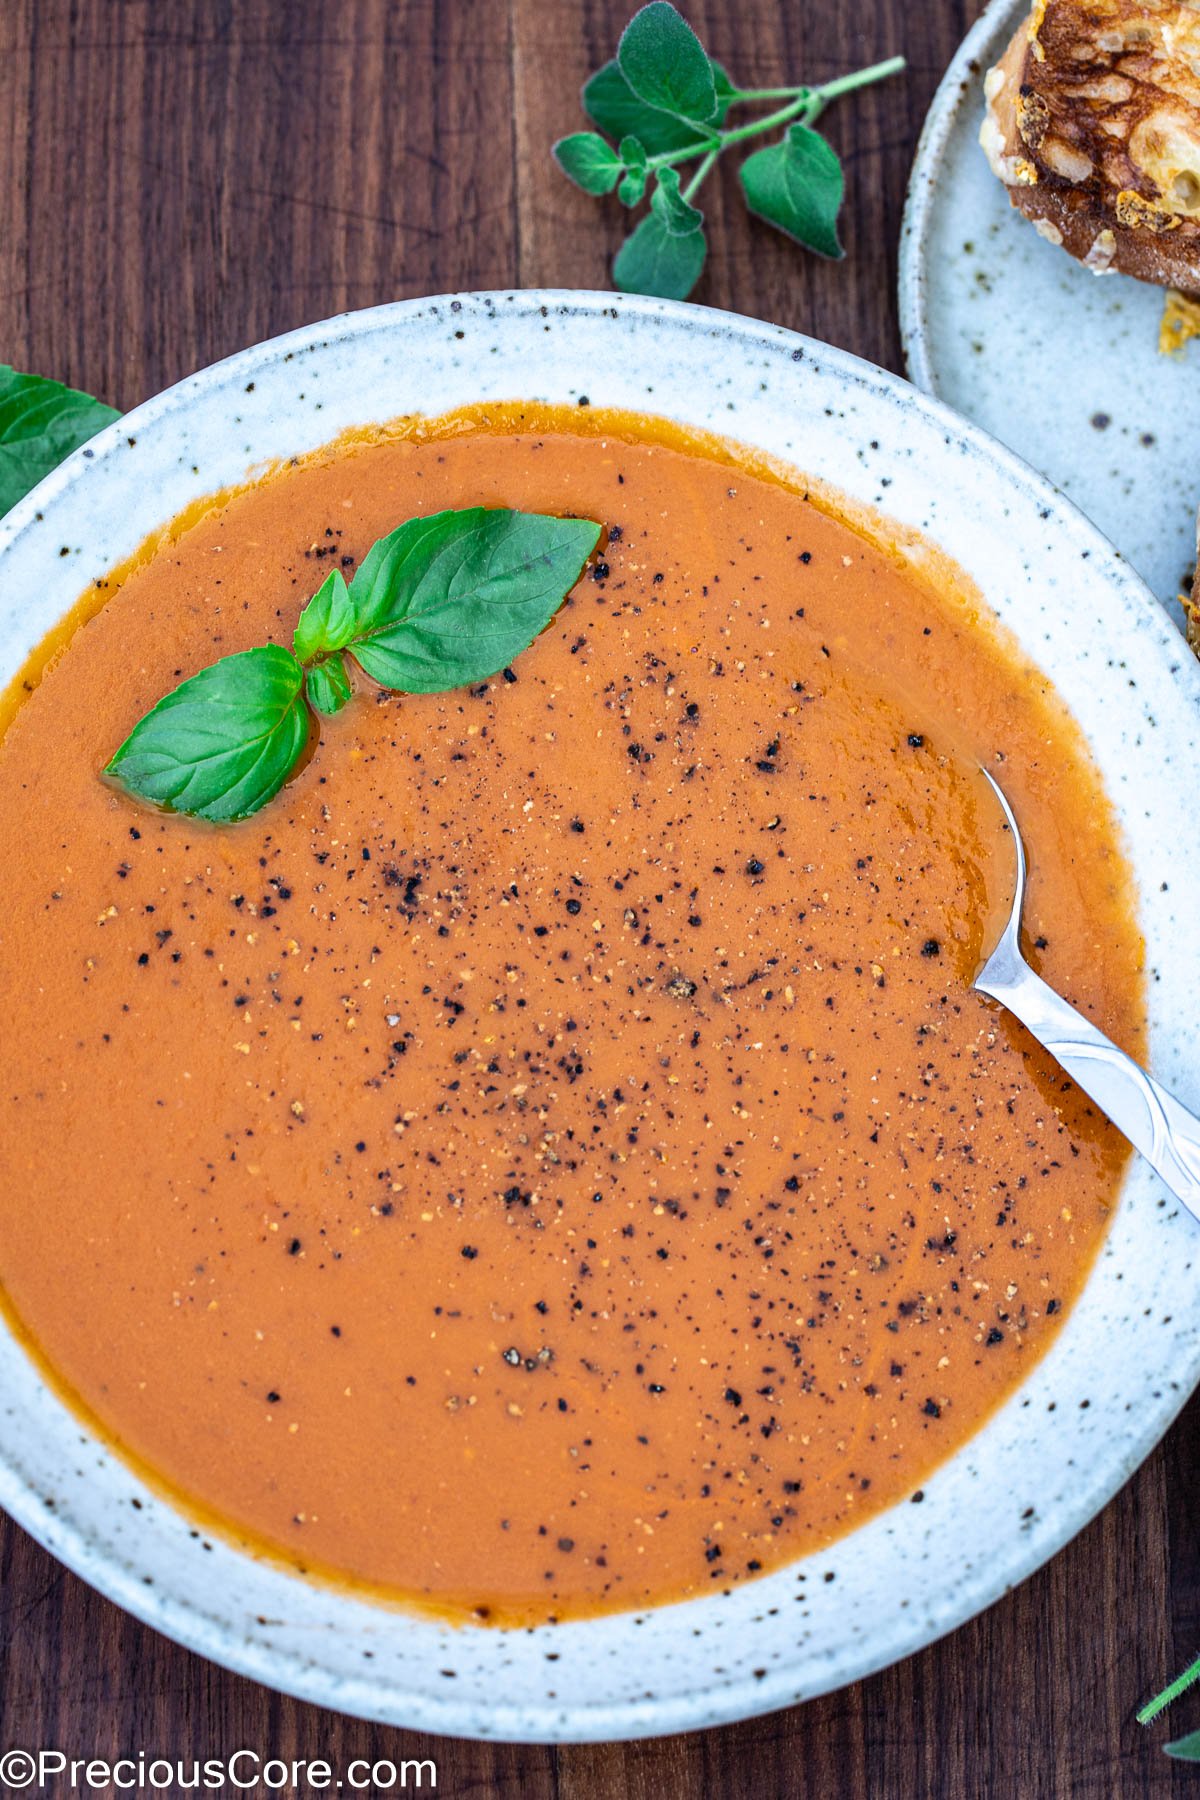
{"left": 975, "top": 768, "right": 1200, "bottom": 1219}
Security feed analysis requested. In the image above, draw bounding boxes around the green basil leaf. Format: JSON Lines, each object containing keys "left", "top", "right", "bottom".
{"left": 1166, "top": 1732, "right": 1200, "bottom": 1762}
{"left": 583, "top": 56, "right": 733, "bottom": 157}
{"left": 106, "top": 645, "right": 309, "bottom": 822}
{"left": 0, "top": 365, "right": 120, "bottom": 518}
{"left": 293, "top": 567, "right": 357, "bottom": 662}
{"left": 739, "top": 123, "right": 845, "bottom": 259}
{"left": 613, "top": 211, "right": 706, "bottom": 300}
{"left": 104, "top": 508, "right": 601, "bottom": 823}
{"left": 305, "top": 655, "right": 353, "bottom": 716}
{"left": 650, "top": 167, "right": 703, "bottom": 236}
{"left": 617, "top": 2, "right": 718, "bottom": 127}
{"left": 553, "top": 131, "right": 624, "bottom": 196}
{"left": 617, "top": 135, "right": 649, "bottom": 205}
{"left": 345, "top": 509, "right": 602, "bottom": 693}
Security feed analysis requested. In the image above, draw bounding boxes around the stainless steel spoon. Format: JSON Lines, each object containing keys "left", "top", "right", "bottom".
{"left": 975, "top": 768, "right": 1200, "bottom": 1220}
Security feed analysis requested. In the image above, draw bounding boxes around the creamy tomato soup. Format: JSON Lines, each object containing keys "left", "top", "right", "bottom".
{"left": 0, "top": 406, "right": 1143, "bottom": 1624}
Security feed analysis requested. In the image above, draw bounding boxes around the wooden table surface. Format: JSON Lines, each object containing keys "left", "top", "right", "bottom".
{"left": 1, "top": 2, "right": 1198, "bottom": 1795}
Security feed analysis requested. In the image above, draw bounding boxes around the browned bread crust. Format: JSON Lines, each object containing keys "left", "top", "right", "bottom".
{"left": 981, "top": 1, "right": 1200, "bottom": 296}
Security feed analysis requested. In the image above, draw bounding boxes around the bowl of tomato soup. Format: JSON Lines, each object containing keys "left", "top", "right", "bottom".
{"left": 0, "top": 292, "right": 1197, "bottom": 1740}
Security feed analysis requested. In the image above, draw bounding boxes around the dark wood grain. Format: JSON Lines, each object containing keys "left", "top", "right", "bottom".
{"left": 1, "top": 2, "right": 1198, "bottom": 1794}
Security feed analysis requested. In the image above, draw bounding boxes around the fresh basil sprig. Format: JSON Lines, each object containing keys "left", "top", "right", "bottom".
{"left": 106, "top": 647, "right": 310, "bottom": 823}
{"left": 0, "top": 366, "right": 120, "bottom": 518}
{"left": 552, "top": 1, "right": 905, "bottom": 301}
{"left": 105, "top": 507, "right": 602, "bottom": 822}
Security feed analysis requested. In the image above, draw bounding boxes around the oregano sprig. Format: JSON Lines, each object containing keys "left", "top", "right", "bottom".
{"left": 105, "top": 507, "right": 602, "bottom": 822}
{"left": 553, "top": 1, "right": 905, "bottom": 301}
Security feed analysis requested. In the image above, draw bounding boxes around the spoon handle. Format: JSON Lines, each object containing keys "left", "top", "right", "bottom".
{"left": 976, "top": 963, "right": 1200, "bottom": 1221}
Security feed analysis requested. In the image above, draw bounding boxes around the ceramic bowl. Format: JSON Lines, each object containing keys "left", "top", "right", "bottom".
{"left": 897, "top": 0, "right": 1199, "bottom": 618}
{"left": 1, "top": 291, "right": 1199, "bottom": 1743}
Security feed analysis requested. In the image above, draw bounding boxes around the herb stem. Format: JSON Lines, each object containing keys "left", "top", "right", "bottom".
{"left": 727, "top": 85, "right": 807, "bottom": 102}
{"left": 681, "top": 148, "right": 719, "bottom": 204}
{"left": 809, "top": 54, "right": 907, "bottom": 114}
{"left": 643, "top": 55, "right": 904, "bottom": 178}
{"left": 645, "top": 94, "right": 811, "bottom": 174}
{"left": 713, "top": 90, "right": 815, "bottom": 149}
{"left": 729, "top": 55, "right": 904, "bottom": 111}
{"left": 1139, "top": 1654, "right": 1200, "bottom": 1726}
{"left": 644, "top": 145, "right": 705, "bottom": 171}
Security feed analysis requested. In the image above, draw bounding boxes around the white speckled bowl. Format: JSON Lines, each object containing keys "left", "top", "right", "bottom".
{"left": 1, "top": 292, "right": 1199, "bottom": 1743}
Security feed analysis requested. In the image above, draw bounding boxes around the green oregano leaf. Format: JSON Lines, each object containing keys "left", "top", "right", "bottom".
{"left": 305, "top": 656, "right": 353, "bottom": 717}
{"left": 1165, "top": 1732, "right": 1200, "bottom": 1762}
{"left": 345, "top": 509, "right": 602, "bottom": 693}
{"left": 739, "top": 122, "right": 845, "bottom": 259}
{"left": 105, "top": 646, "right": 309, "bottom": 822}
{"left": 293, "top": 568, "right": 358, "bottom": 662}
{"left": 553, "top": 131, "right": 624, "bottom": 196}
{"left": 0, "top": 365, "right": 120, "bottom": 518}
{"left": 582, "top": 55, "right": 733, "bottom": 157}
{"left": 613, "top": 210, "right": 706, "bottom": 300}
{"left": 617, "top": 135, "right": 649, "bottom": 205}
{"left": 617, "top": 2, "right": 718, "bottom": 127}
{"left": 650, "top": 167, "right": 703, "bottom": 236}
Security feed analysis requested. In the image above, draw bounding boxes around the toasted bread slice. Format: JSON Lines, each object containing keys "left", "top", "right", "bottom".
{"left": 981, "top": 2, "right": 1200, "bottom": 296}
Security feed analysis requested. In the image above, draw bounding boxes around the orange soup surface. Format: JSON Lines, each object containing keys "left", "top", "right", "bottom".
{"left": 0, "top": 407, "right": 1143, "bottom": 1623}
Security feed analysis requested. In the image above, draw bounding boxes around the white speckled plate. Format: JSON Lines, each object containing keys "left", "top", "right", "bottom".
{"left": 1, "top": 291, "right": 1199, "bottom": 1742}
{"left": 899, "top": 0, "right": 1198, "bottom": 618}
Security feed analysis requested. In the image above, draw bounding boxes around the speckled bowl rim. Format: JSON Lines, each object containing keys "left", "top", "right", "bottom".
{"left": 0, "top": 290, "right": 1198, "bottom": 1744}
{"left": 897, "top": 0, "right": 1026, "bottom": 392}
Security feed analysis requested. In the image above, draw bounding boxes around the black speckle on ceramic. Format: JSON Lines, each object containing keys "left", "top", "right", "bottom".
{"left": 0, "top": 291, "right": 1198, "bottom": 1743}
